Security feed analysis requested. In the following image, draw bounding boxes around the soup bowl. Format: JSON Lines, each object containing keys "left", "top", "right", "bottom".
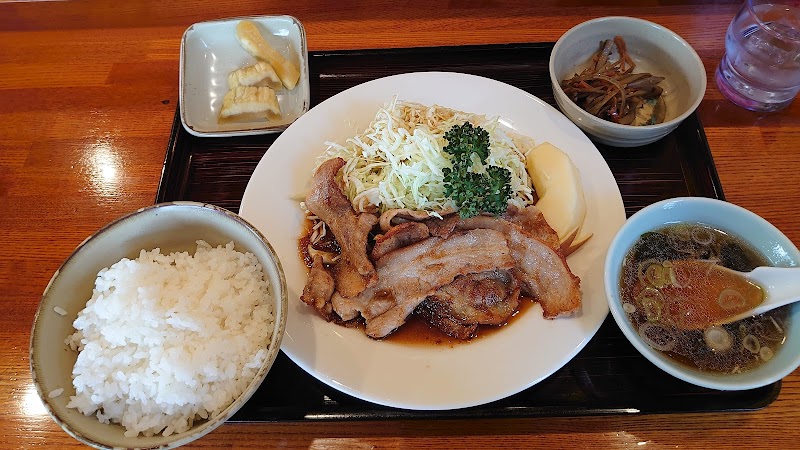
{"left": 604, "top": 197, "right": 800, "bottom": 390}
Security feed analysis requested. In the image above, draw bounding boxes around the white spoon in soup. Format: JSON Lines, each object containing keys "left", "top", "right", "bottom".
{"left": 642, "top": 260, "right": 800, "bottom": 330}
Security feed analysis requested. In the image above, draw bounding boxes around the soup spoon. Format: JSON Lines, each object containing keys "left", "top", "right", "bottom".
{"left": 651, "top": 260, "right": 800, "bottom": 330}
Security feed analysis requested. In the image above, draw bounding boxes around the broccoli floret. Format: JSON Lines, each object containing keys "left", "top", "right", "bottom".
{"left": 443, "top": 122, "right": 491, "bottom": 161}
{"left": 483, "top": 165, "right": 513, "bottom": 215}
{"left": 442, "top": 122, "right": 512, "bottom": 218}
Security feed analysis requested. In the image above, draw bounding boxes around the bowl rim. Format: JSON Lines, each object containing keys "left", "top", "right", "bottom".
{"left": 604, "top": 197, "right": 800, "bottom": 390}
{"left": 549, "top": 15, "right": 707, "bottom": 132}
{"left": 29, "top": 201, "right": 288, "bottom": 449}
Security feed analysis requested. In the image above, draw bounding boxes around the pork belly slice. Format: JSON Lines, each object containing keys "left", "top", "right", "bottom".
{"left": 305, "top": 157, "right": 377, "bottom": 297}
{"left": 331, "top": 228, "right": 515, "bottom": 338}
{"left": 418, "top": 270, "right": 521, "bottom": 340}
{"left": 300, "top": 255, "right": 335, "bottom": 319}
{"left": 423, "top": 212, "right": 460, "bottom": 238}
{"left": 503, "top": 205, "right": 562, "bottom": 254}
{"left": 429, "top": 270, "right": 521, "bottom": 325}
{"left": 457, "top": 215, "right": 581, "bottom": 318}
{"left": 330, "top": 213, "right": 378, "bottom": 297}
{"left": 415, "top": 302, "right": 478, "bottom": 340}
{"left": 378, "top": 208, "right": 438, "bottom": 232}
{"left": 370, "top": 222, "right": 430, "bottom": 261}
{"left": 423, "top": 205, "right": 561, "bottom": 254}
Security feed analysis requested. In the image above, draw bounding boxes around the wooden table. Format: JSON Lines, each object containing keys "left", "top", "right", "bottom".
{"left": 3, "top": 1, "right": 799, "bottom": 448}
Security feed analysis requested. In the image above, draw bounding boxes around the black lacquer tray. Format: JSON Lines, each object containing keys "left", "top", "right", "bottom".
{"left": 157, "top": 43, "right": 779, "bottom": 421}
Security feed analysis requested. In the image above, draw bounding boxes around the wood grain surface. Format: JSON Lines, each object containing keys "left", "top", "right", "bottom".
{"left": 2, "top": 1, "right": 799, "bottom": 448}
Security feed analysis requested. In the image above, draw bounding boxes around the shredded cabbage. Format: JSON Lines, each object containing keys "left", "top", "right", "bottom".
{"left": 316, "top": 99, "right": 535, "bottom": 214}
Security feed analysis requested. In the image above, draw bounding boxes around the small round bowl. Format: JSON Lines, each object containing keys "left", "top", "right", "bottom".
{"left": 550, "top": 16, "right": 706, "bottom": 147}
{"left": 30, "top": 202, "right": 287, "bottom": 449}
{"left": 605, "top": 197, "right": 800, "bottom": 390}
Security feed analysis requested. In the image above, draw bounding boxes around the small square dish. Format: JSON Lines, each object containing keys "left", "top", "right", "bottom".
{"left": 180, "top": 15, "right": 310, "bottom": 137}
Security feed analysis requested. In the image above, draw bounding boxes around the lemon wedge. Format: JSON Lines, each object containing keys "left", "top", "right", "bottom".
{"left": 526, "top": 142, "right": 591, "bottom": 254}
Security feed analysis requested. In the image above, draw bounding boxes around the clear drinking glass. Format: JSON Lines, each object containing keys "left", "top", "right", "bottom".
{"left": 716, "top": 0, "right": 800, "bottom": 112}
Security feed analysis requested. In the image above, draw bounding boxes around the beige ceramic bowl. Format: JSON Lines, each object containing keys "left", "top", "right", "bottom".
{"left": 550, "top": 16, "right": 706, "bottom": 147}
{"left": 30, "top": 202, "right": 287, "bottom": 449}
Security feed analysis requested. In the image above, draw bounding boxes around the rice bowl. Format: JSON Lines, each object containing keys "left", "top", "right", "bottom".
{"left": 30, "top": 202, "right": 287, "bottom": 449}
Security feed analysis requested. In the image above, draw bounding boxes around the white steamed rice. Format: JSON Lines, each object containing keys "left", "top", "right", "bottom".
{"left": 65, "top": 240, "right": 274, "bottom": 438}
{"left": 48, "top": 388, "right": 64, "bottom": 398}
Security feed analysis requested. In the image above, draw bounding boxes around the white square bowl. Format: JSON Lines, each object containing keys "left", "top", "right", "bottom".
{"left": 180, "top": 15, "right": 310, "bottom": 137}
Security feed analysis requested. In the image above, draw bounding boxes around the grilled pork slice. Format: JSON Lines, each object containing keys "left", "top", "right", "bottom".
{"left": 300, "top": 254, "right": 335, "bottom": 319}
{"left": 503, "top": 205, "right": 561, "bottom": 254}
{"left": 418, "top": 270, "right": 521, "bottom": 339}
{"left": 456, "top": 215, "right": 582, "bottom": 318}
{"left": 423, "top": 213, "right": 460, "bottom": 238}
{"left": 305, "top": 158, "right": 377, "bottom": 298}
{"left": 331, "top": 228, "right": 515, "bottom": 338}
{"left": 415, "top": 303, "right": 477, "bottom": 340}
{"left": 378, "top": 208, "right": 446, "bottom": 232}
{"left": 370, "top": 222, "right": 430, "bottom": 261}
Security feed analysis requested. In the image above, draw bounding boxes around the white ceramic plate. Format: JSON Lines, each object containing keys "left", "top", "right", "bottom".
{"left": 180, "top": 15, "right": 310, "bottom": 137}
{"left": 239, "top": 72, "right": 626, "bottom": 410}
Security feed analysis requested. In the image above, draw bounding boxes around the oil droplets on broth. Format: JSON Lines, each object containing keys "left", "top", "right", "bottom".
{"left": 619, "top": 224, "right": 789, "bottom": 374}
